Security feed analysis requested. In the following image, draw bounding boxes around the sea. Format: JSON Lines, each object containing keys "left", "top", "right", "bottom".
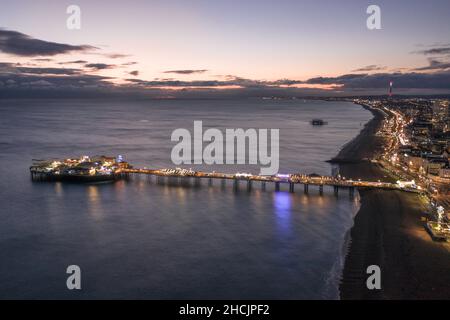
{"left": 0, "top": 98, "right": 372, "bottom": 299}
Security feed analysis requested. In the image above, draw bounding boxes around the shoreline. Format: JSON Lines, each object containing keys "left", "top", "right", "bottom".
{"left": 330, "top": 103, "right": 386, "bottom": 166}
{"left": 335, "top": 102, "right": 450, "bottom": 299}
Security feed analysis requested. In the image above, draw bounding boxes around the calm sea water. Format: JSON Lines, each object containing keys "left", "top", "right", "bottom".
{"left": 0, "top": 99, "right": 371, "bottom": 299}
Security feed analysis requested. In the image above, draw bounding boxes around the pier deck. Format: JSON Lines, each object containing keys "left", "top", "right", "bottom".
{"left": 117, "top": 168, "right": 420, "bottom": 194}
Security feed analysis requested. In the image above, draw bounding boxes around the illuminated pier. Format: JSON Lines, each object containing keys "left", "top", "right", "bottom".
{"left": 29, "top": 156, "right": 421, "bottom": 195}
{"left": 116, "top": 167, "right": 420, "bottom": 195}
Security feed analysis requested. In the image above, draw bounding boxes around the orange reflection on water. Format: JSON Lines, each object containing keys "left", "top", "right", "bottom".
{"left": 54, "top": 182, "right": 63, "bottom": 197}
{"left": 86, "top": 185, "right": 103, "bottom": 220}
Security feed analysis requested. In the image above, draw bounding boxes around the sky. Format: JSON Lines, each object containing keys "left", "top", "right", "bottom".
{"left": 1, "top": 0, "right": 450, "bottom": 98}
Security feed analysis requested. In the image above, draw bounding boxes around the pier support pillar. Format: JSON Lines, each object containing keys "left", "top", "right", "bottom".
{"left": 233, "top": 179, "right": 239, "bottom": 191}
{"left": 349, "top": 187, "right": 355, "bottom": 198}
{"left": 261, "top": 181, "right": 266, "bottom": 191}
{"left": 209, "top": 177, "right": 213, "bottom": 186}
{"left": 319, "top": 185, "right": 323, "bottom": 195}
{"left": 334, "top": 186, "right": 339, "bottom": 197}
{"left": 182, "top": 176, "right": 190, "bottom": 187}
{"left": 304, "top": 184, "right": 309, "bottom": 194}
{"left": 247, "top": 180, "right": 252, "bottom": 192}
{"left": 275, "top": 182, "right": 280, "bottom": 192}
{"left": 289, "top": 183, "right": 294, "bottom": 193}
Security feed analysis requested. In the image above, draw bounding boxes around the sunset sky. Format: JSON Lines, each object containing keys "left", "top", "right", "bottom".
{"left": 1, "top": 0, "right": 450, "bottom": 97}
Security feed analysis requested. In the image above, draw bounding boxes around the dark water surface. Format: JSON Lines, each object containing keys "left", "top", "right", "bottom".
{"left": 0, "top": 99, "right": 371, "bottom": 299}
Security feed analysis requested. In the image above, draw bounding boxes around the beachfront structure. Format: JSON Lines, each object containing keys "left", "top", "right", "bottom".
{"left": 30, "top": 156, "right": 422, "bottom": 196}
{"left": 30, "top": 155, "right": 131, "bottom": 182}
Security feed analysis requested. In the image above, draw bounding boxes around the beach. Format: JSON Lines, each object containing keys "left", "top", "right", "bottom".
{"left": 336, "top": 104, "right": 450, "bottom": 299}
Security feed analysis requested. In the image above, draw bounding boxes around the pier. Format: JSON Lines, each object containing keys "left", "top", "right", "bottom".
{"left": 29, "top": 155, "right": 421, "bottom": 195}
{"left": 112, "top": 167, "right": 419, "bottom": 195}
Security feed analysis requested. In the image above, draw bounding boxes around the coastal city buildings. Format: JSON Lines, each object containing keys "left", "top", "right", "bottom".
{"left": 354, "top": 97, "right": 450, "bottom": 240}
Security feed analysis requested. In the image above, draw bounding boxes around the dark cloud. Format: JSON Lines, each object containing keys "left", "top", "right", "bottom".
{"left": 17, "top": 67, "right": 81, "bottom": 75}
{"left": 415, "top": 58, "right": 450, "bottom": 71}
{"left": 122, "top": 62, "right": 137, "bottom": 66}
{"left": 85, "top": 63, "right": 116, "bottom": 70}
{"left": 271, "top": 78, "right": 304, "bottom": 86}
{"left": 2, "top": 59, "right": 450, "bottom": 98}
{"left": 306, "top": 71, "right": 450, "bottom": 89}
{"left": 306, "top": 74, "right": 365, "bottom": 85}
{"left": 0, "top": 62, "right": 81, "bottom": 75}
{"left": 0, "top": 62, "right": 111, "bottom": 89}
{"left": 414, "top": 47, "right": 450, "bottom": 55}
{"left": 59, "top": 60, "right": 88, "bottom": 65}
{"left": 0, "top": 29, "right": 96, "bottom": 56}
{"left": 0, "top": 72, "right": 112, "bottom": 90}
{"left": 127, "top": 78, "right": 223, "bottom": 87}
{"left": 163, "top": 69, "right": 208, "bottom": 75}
{"left": 105, "top": 53, "right": 130, "bottom": 59}
{"left": 352, "top": 65, "right": 386, "bottom": 72}
{"left": 127, "top": 72, "right": 450, "bottom": 91}
{"left": 126, "top": 76, "right": 266, "bottom": 88}
{"left": 126, "top": 76, "right": 304, "bottom": 89}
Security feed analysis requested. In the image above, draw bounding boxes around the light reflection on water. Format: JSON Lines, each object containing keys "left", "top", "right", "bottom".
{"left": 273, "top": 192, "right": 292, "bottom": 236}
